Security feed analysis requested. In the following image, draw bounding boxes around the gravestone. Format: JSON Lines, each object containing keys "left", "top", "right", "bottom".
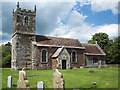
{"left": 92, "top": 82, "right": 97, "bottom": 88}
{"left": 8, "top": 76, "right": 12, "bottom": 88}
{"left": 17, "top": 68, "right": 30, "bottom": 89}
{"left": 53, "top": 69, "right": 64, "bottom": 90}
{"left": 37, "top": 81, "right": 44, "bottom": 90}
{"left": 98, "top": 60, "right": 102, "bottom": 68}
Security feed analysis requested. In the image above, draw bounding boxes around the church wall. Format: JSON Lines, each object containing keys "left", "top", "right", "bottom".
{"left": 33, "top": 46, "right": 85, "bottom": 69}
{"left": 11, "top": 34, "right": 17, "bottom": 70}
{"left": 66, "top": 48, "right": 85, "bottom": 68}
{"left": 52, "top": 58, "right": 58, "bottom": 70}
{"left": 35, "top": 47, "right": 58, "bottom": 69}
{"left": 12, "top": 33, "right": 35, "bottom": 70}
{"left": 85, "top": 55, "right": 106, "bottom": 67}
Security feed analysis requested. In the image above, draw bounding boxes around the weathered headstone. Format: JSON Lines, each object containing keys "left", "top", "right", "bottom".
{"left": 7, "top": 76, "right": 12, "bottom": 88}
{"left": 53, "top": 69, "right": 64, "bottom": 90}
{"left": 37, "top": 81, "right": 44, "bottom": 90}
{"left": 17, "top": 68, "right": 30, "bottom": 89}
{"left": 98, "top": 60, "right": 102, "bottom": 68}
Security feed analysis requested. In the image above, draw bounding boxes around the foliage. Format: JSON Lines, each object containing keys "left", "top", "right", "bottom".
{"left": 2, "top": 67, "right": 118, "bottom": 88}
{"left": 105, "top": 37, "right": 120, "bottom": 64}
{"left": 0, "top": 42, "right": 11, "bottom": 67}
{"left": 88, "top": 33, "right": 109, "bottom": 50}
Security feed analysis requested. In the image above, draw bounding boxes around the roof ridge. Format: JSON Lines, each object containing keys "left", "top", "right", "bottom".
{"left": 36, "top": 34, "right": 79, "bottom": 40}
{"left": 82, "top": 43, "right": 96, "bottom": 46}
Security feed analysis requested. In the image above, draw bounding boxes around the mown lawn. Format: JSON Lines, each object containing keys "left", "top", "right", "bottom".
{"left": 1, "top": 66, "right": 119, "bottom": 89}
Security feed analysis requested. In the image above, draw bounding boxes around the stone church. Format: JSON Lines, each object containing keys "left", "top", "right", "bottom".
{"left": 11, "top": 3, "right": 106, "bottom": 70}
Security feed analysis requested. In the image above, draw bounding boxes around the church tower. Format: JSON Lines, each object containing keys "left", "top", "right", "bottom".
{"left": 11, "top": 2, "right": 36, "bottom": 70}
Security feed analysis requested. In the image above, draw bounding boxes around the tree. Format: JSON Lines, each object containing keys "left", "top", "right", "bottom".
{"left": 88, "top": 33, "right": 109, "bottom": 50}
{"left": 0, "top": 42, "right": 11, "bottom": 67}
{"left": 104, "top": 39, "right": 114, "bottom": 63}
{"left": 106, "top": 36, "right": 120, "bottom": 64}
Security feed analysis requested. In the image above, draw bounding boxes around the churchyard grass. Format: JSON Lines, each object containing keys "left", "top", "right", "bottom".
{"left": 2, "top": 66, "right": 119, "bottom": 89}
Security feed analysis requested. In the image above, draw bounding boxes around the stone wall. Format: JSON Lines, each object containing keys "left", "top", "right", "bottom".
{"left": 33, "top": 47, "right": 58, "bottom": 69}
{"left": 12, "top": 34, "right": 35, "bottom": 70}
{"left": 32, "top": 46, "right": 85, "bottom": 70}
{"left": 67, "top": 48, "right": 85, "bottom": 68}
{"left": 13, "top": 6, "right": 36, "bottom": 35}
{"left": 85, "top": 55, "right": 106, "bottom": 67}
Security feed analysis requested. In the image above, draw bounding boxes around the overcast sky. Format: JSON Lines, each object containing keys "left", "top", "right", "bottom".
{"left": 1, "top": 0, "right": 119, "bottom": 44}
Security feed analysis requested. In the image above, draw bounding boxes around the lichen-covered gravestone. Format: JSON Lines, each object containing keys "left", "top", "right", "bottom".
{"left": 17, "top": 68, "right": 30, "bottom": 89}
{"left": 53, "top": 69, "right": 64, "bottom": 90}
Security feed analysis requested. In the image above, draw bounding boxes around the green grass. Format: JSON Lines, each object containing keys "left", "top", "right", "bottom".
{"left": 1, "top": 67, "right": 119, "bottom": 89}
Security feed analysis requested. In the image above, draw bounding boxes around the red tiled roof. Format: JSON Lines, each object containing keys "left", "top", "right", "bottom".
{"left": 36, "top": 35, "right": 83, "bottom": 47}
{"left": 82, "top": 44, "right": 106, "bottom": 55}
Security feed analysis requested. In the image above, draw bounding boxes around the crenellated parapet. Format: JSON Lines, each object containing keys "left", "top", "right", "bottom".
{"left": 13, "top": 2, "right": 36, "bottom": 16}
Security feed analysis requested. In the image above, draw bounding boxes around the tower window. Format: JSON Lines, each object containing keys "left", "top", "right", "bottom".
{"left": 24, "top": 16, "right": 29, "bottom": 25}
{"left": 71, "top": 50, "right": 77, "bottom": 63}
{"left": 17, "top": 15, "right": 20, "bottom": 22}
{"left": 41, "top": 49, "right": 48, "bottom": 63}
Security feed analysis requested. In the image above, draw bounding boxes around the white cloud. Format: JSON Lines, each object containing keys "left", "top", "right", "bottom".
{"left": 0, "top": 31, "right": 9, "bottom": 36}
{"left": 0, "top": 31, "right": 11, "bottom": 44}
{"left": 77, "top": 0, "right": 119, "bottom": 15}
{"left": 91, "top": 0, "right": 118, "bottom": 15}
{"left": 35, "top": 2, "right": 75, "bottom": 34}
{"left": 0, "top": 40, "right": 11, "bottom": 45}
{"left": 2, "top": 0, "right": 77, "bottom": 2}
{"left": 94, "top": 24, "right": 118, "bottom": 38}
{"left": 48, "top": 10, "right": 118, "bottom": 43}
{"left": 67, "top": 10, "right": 87, "bottom": 28}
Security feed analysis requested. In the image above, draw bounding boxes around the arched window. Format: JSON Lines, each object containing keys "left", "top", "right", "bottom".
{"left": 24, "top": 16, "right": 29, "bottom": 25}
{"left": 71, "top": 50, "right": 77, "bottom": 63}
{"left": 41, "top": 49, "right": 48, "bottom": 63}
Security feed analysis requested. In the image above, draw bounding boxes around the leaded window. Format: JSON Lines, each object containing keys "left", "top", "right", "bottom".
{"left": 71, "top": 50, "right": 77, "bottom": 63}
{"left": 41, "top": 49, "right": 48, "bottom": 63}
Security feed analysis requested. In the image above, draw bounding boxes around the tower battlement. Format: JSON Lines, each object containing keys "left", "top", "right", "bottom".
{"left": 13, "top": 2, "right": 36, "bottom": 16}
{"left": 12, "top": 2, "right": 36, "bottom": 35}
